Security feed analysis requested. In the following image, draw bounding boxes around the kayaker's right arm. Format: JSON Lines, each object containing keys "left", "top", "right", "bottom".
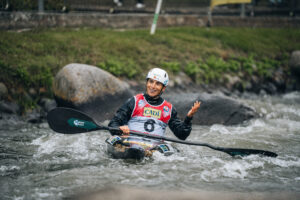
{"left": 108, "top": 97, "right": 135, "bottom": 135}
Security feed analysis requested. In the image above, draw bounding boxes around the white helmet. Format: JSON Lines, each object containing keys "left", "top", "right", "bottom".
{"left": 146, "top": 68, "right": 169, "bottom": 86}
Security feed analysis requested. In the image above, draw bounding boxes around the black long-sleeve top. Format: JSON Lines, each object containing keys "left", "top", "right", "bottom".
{"left": 108, "top": 93, "right": 193, "bottom": 140}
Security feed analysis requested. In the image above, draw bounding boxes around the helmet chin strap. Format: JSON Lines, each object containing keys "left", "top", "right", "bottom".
{"left": 158, "top": 88, "right": 165, "bottom": 97}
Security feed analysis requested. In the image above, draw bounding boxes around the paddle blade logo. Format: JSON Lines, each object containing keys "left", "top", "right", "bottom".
{"left": 74, "top": 120, "right": 84, "bottom": 127}
{"left": 68, "top": 118, "right": 98, "bottom": 130}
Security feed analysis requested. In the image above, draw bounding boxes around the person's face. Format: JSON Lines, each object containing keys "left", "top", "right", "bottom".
{"left": 146, "top": 78, "right": 165, "bottom": 98}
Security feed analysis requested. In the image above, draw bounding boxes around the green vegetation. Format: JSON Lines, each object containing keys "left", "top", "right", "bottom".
{"left": 0, "top": 27, "right": 299, "bottom": 112}
{"left": 183, "top": 54, "right": 287, "bottom": 84}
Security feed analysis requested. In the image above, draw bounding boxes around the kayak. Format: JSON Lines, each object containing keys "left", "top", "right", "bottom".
{"left": 105, "top": 135, "right": 176, "bottom": 160}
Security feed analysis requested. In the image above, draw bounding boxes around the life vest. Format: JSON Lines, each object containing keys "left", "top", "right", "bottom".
{"left": 128, "top": 93, "right": 172, "bottom": 137}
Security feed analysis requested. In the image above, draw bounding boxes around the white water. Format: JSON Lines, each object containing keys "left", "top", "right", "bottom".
{"left": 1, "top": 92, "right": 300, "bottom": 199}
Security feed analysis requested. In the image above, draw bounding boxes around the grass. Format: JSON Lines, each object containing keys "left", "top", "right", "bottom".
{"left": 0, "top": 27, "right": 299, "bottom": 112}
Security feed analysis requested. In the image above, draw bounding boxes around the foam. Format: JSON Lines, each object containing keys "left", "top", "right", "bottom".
{"left": 31, "top": 133, "right": 106, "bottom": 162}
{"left": 0, "top": 165, "right": 20, "bottom": 172}
{"left": 266, "top": 156, "right": 300, "bottom": 168}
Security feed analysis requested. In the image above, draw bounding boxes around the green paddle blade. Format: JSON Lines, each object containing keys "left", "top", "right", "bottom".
{"left": 47, "top": 107, "right": 103, "bottom": 134}
{"left": 221, "top": 148, "right": 278, "bottom": 157}
{"left": 67, "top": 118, "right": 98, "bottom": 130}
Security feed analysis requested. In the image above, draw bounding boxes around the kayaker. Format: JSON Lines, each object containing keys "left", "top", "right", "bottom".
{"left": 108, "top": 68, "right": 201, "bottom": 140}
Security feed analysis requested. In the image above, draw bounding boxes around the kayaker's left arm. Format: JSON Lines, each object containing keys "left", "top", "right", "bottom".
{"left": 168, "top": 101, "right": 201, "bottom": 140}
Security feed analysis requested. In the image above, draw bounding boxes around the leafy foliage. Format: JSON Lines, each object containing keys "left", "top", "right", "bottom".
{"left": 183, "top": 55, "right": 286, "bottom": 85}
{"left": 161, "top": 62, "right": 181, "bottom": 74}
{"left": 97, "top": 59, "right": 139, "bottom": 78}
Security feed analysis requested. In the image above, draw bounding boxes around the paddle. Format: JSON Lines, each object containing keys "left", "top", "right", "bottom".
{"left": 47, "top": 107, "right": 278, "bottom": 157}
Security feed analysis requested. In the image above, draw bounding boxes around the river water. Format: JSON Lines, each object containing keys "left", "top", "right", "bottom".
{"left": 1, "top": 92, "right": 300, "bottom": 199}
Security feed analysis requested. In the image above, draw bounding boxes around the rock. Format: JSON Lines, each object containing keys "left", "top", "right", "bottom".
{"left": 53, "top": 63, "right": 133, "bottom": 122}
{"left": 165, "top": 92, "right": 256, "bottom": 125}
{"left": 224, "top": 74, "right": 241, "bottom": 91}
{"left": 28, "top": 88, "right": 37, "bottom": 98}
{"left": 244, "top": 81, "right": 252, "bottom": 91}
{"left": 173, "top": 72, "right": 193, "bottom": 88}
{"left": 259, "top": 89, "right": 267, "bottom": 96}
{"left": 0, "top": 101, "right": 20, "bottom": 114}
{"left": 250, "top": 75, "right": 261, "bottom": 93}
{"left": 272, "top": 69, "right": 286, "bottom": 92}
{"left": 39, "top": 98, "right": 57, "bottom": 112}
{"left": 0, "top": 82, "right": 8, "bottom": 99}
{"left": 26, "top": 107, "right": 44, "bottom": 123}
{"left": 289, "top": 50, "right": 300, "bottom": 78}
{"left": 262, "top": 82, "right": 277, "bottom": 94}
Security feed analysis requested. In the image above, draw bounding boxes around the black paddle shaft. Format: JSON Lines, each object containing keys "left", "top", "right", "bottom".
{"left": 128, "top": 131, "right": 278, "bottom": 157}
{"left": 47, "top": 107, "right": 278, "bottom": 157}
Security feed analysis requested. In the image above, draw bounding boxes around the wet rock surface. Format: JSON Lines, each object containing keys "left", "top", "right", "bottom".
{"left": 53, "top": 63, "right": 133, "bottom": 123}
{"left": 0, "top": 101, "right": 20, "bottom": 114}
{"left": 165, "top": 92, "right": 256, "bottom": 125}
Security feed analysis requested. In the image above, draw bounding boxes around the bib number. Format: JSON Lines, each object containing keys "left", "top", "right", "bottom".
{"left": 144, "top": 119, "right": 155, "bottom": 132}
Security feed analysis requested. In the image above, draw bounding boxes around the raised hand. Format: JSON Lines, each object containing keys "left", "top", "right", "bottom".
{"left": 187, "top": 101, "right": 201, "bottom": 118}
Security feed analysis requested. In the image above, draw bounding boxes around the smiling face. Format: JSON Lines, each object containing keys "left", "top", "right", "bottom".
{"left": 146, "top": 78, "right": 166, "bottom": 98}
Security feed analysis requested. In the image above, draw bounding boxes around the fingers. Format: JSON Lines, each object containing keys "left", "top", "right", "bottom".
{"left": 187, "top": 100, "right": 201, "bottom": 118}
{"left": 191, "top": 101, "right": 201, "bottom": 112}
{"left": 119, "top": 125, "right": 130, "bottom": 135}
{"left": 193, "top": 101, "right": 201, "bottom": 110}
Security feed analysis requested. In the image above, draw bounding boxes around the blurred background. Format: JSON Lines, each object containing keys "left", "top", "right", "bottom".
{"left": 0, "top": 0, "right": 298, "bottom": 16}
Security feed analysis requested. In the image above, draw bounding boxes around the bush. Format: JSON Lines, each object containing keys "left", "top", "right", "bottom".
{"left": 184, "top": 62, "right": 199, "bottom": 78}
{"left": 0, "top": 61, "right": 31, "bottom": 87}
{"left": 97, "top": 59, "right": 139, "bottom": 78}
{"left": 206, "top": 56, "right": 228, "bottom": 72}
{"left": 161, "top": 62, "right": 181, "bottom": 74}
{"left": 182, "top": 55, "right": 284, "bottom": 85}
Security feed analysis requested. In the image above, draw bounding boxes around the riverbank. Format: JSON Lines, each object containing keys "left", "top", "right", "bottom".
{"left": 0, "top": 27, "right": 300, "bottom": 115}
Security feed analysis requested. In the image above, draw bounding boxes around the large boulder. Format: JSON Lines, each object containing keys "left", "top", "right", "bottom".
{"left": 165, "top": 93, "right": 257, "bottom": 125}
{"left": 53, "top": 63, "right": 133, "bottom": 122}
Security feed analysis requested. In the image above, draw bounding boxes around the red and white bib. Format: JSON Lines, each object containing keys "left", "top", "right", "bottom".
{"left": 128, "top": 94, "right": 172, "bottom": 137}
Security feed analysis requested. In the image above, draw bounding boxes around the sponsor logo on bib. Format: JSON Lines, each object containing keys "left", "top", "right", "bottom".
{"left": 163, "top": 106, "right": 170, "bottom": 117}
{"left": 138, "top": 99, "right": 146, "bottom": 108}
{"left": 143, "top": 107, "right": 161, "bottom": 119}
